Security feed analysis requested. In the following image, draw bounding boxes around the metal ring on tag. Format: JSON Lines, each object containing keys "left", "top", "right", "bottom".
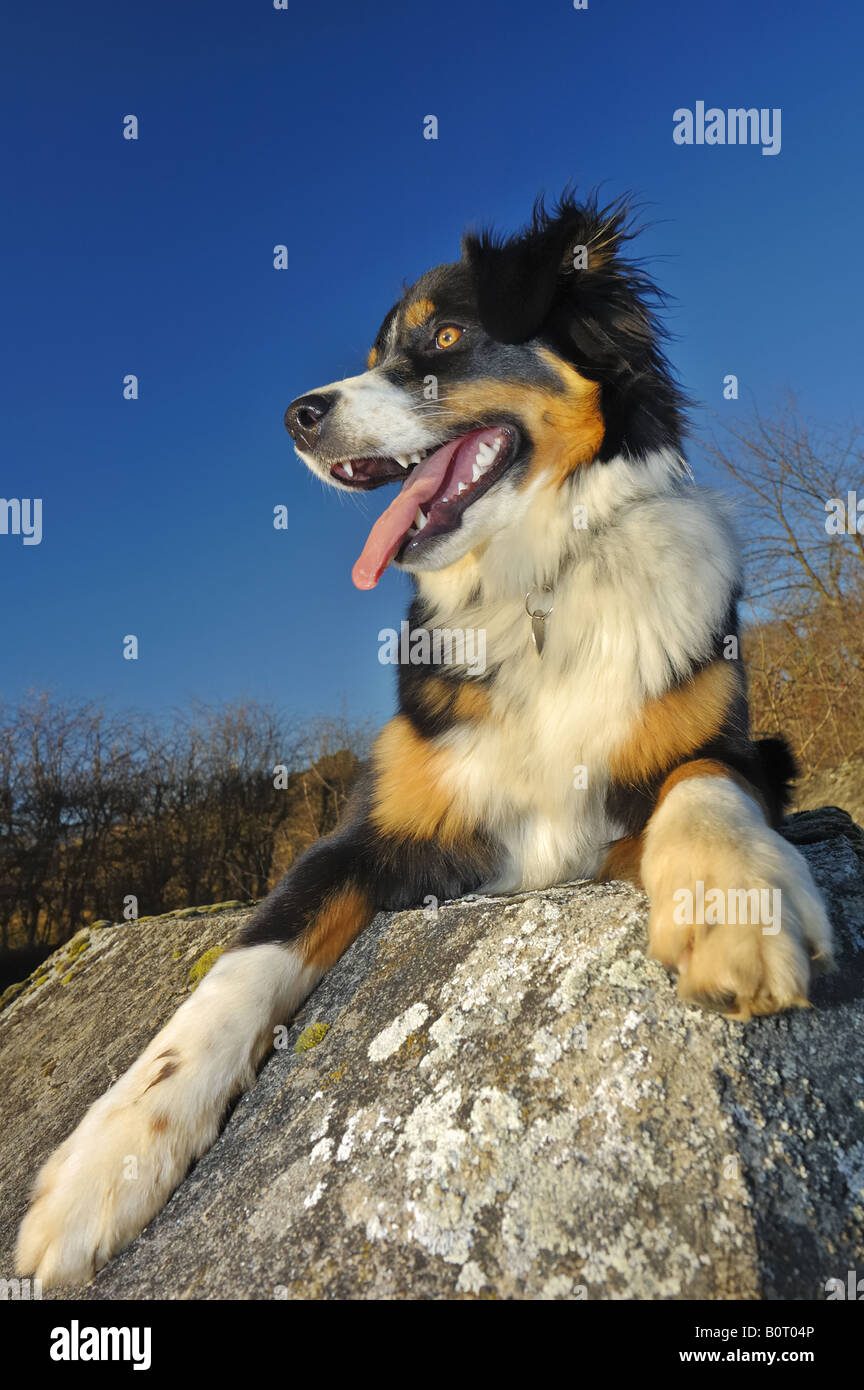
{"left": 525, "top": 587, "right": 553, "bottom": 619}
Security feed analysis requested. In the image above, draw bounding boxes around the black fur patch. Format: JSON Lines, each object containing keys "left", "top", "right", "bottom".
{"left": 235, "top": 772, "right": 497, "bottom": 949}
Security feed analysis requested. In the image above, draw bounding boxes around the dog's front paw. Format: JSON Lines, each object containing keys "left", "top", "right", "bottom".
{"left": 16, "top": 1046, "right": 213, "bottom": 1287}
{"left": 642, "top": 775, "right": 834, "bottom": 1021}
{"left": 648, "top": 882, "right": 826, "bottom": 1020}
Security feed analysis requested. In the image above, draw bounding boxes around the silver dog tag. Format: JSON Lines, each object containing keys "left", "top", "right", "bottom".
{"left": 526, "top": 586, "right": 554, "bottom": 658}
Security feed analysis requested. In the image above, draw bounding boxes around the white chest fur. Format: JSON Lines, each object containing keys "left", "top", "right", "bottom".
{"left": 417, "top": 451, "right": 741, "bottom": 892}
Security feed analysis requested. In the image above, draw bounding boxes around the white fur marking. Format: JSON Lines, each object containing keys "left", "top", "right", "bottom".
{"left": 16, "top": 944, "right": 320, "bottom": 1287}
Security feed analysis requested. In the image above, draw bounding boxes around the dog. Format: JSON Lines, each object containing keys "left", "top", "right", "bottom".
{"left": 16, "top": 191, "right": 833, "bottom": 1287}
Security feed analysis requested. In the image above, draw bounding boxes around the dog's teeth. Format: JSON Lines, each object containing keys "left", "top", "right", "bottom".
{"left": 476, "top": 441, "right": 495, "bottom": 464}
{"left": 457, "top": 481, "right": 468, "bottom": 495}
{"left": 396, "top": 455, "right": 411, "bottom": 468}
{"left": 343, "top": 461, "right": 354, "bottom": 478}
{"left": 472, "top": 463, "right": 484, "bottom": 482}
{"left": 491, "top": 437, "right": 502, "bottom": 453}
{"left": 410, "top": 452, "right": 424, "bottom": 464}
{"left": 414, "top": 508, "right": 428, "bottom": 531}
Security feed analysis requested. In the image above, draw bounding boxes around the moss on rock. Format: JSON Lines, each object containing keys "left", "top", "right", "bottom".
{"left": 295, "top": 1021, "right": 331, "bottom": 1053}
{"left": 0, "top": 979, "right": 27, "bottom": 1015}
{"left": 188, "top": 945, "right": 227, "bottom": 989}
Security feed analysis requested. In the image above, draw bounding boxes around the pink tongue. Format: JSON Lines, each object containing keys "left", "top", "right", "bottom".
{"left": 351, "top": 436, "right": 464, "bottom": 590}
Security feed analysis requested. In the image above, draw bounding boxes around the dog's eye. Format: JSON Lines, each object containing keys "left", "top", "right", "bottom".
{"left": 434, "top": 325, "right": 463, "bottom": 349}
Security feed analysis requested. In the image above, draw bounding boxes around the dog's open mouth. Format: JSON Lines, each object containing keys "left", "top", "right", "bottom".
{"left": 329, "top": 426, "right": 515, "bottom": 590}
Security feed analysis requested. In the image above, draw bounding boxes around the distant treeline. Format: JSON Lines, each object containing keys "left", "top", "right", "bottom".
{"left": 0, "top": 696, "right": 371, "bottom": 955}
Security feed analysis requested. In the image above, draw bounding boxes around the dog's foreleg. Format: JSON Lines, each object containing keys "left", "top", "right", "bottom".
{"left": 15, "top": 829, "right": 376, "bottom": 1287}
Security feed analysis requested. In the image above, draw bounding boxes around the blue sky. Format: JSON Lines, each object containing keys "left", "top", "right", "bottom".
{"left": 2, "top": 0, "right": 861, "bottom": 727}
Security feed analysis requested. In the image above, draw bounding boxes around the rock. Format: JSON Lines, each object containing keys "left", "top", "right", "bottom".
{"left": 0, "top": 811, "right": 862, "bottom": 1301}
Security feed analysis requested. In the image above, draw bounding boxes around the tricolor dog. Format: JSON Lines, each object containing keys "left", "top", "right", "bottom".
{"left": 17, "top": 193, "right": 833, "bottom": 1287}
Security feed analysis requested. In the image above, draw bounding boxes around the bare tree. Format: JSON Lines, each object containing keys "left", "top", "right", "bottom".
{"left": 704, "top": 401, "right": 864, "bottom": 776}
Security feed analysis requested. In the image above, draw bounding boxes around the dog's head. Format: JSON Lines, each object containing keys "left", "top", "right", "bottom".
{"left": 285, "top": 192, "right": 686, "bottom": 589}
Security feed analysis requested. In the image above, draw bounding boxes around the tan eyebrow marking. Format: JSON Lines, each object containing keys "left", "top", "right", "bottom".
{"left": 404, "top": 297, "right": 436, "bottom": 329}
{"left": 366, "top": 345, "right": 379, "bottom": 369}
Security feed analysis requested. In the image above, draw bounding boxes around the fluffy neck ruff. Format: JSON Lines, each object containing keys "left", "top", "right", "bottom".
{"left": 418, "top": 448, "right": 689, "bottom": 608}
{"left": 413, "top": 448, "right": 739, "bottom": 700}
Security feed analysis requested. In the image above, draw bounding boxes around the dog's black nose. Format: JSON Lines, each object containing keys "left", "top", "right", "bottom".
{"left": 284, "top": 393, "right": 334, "bottom": 445}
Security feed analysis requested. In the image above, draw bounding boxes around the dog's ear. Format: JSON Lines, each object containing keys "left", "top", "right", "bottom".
{"left": 461, "top": 192, "right": 630, "bottom": 345}
{"left": 463, "top": 192, "right": 687, "bottom": 458}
